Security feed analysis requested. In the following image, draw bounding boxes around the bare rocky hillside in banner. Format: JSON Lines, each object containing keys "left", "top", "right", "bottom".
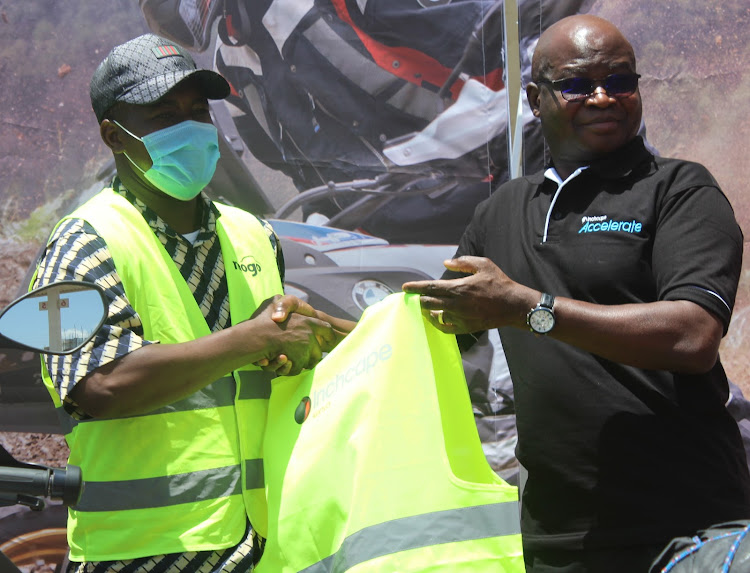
{"left": 0, "top": 1, "right": 149, "bottom": 305}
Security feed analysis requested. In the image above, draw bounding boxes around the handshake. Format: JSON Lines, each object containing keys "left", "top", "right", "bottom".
{"left": 251, "top": 295, "right": 357, "bottom": 376}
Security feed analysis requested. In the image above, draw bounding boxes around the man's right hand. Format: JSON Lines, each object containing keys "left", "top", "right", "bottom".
{"left": 252, "top": 295, "right": 338, "bottom": 376}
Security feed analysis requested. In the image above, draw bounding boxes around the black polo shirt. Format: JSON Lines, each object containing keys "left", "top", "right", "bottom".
{"left": 454, "top": 137, "right": 750, "bottom": 550}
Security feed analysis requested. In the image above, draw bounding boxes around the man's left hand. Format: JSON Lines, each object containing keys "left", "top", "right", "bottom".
{"left": 403, "top": 256, "right": 532, "bottom": 334}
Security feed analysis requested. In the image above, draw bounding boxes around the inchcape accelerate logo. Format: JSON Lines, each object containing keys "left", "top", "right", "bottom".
{"left": 578, "top": 215, "right": 642, "bottom": 235}
{"left": 294, "top": 344, "right": 393, "bottom": 424}
{"left": 232, "top": 255, "right": 262, "bottom": 276}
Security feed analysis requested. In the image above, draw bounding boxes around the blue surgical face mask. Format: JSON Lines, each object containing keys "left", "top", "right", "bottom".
{"left": 114, "top": 120, "right": 220, "bottom": 201}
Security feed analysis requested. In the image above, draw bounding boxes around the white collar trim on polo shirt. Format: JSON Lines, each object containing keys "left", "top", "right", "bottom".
{"left": 541, "top": 166, "right": 589, "bottom": 243}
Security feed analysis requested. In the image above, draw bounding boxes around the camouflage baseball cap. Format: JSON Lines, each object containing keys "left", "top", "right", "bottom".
{"left": 90, "top": 33, "right": 230, "bottom": 123}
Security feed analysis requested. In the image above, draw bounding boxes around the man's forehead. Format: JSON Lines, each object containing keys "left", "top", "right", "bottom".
{"left": 544, "top": 33, "right": 636, "bottom": 75}
{"left": 555, "top": 56, "right": 636, "bottom": 75}
{"left": 569, "top": 25, "right": 608, "bottom": 53}
{"left": 534, "top": 20, "right": 631, "bottom": 80}
{"left": 538, "top": 17, "right": 633, "bottom": 61}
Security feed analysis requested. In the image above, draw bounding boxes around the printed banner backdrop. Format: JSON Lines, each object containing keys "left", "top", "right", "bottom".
{"left": 0, "top": 0, "right": 748, "bottom": 568}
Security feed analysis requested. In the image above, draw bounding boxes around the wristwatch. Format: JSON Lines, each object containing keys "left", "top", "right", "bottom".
{"left": 526, "top": 293, "right": 556, "bottom": 334}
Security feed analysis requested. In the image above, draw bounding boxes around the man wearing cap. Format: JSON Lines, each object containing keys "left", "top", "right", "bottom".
{"left": 32, "top": 33, "right": 353, "bottom": 570}
{"left": 404, "top": 15, "right": 750, "bottom": 572}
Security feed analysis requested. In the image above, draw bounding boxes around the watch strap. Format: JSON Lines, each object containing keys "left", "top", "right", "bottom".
{"left": 540, "top": 293, "right": 555, "bottom": 310}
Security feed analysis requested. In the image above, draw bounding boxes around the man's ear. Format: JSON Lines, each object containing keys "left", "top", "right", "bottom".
{"left": 526, "top": 83, "right": 541, "bottom": 118}
{"left": 100, "top": 119, "right": 124, "bottom": 152}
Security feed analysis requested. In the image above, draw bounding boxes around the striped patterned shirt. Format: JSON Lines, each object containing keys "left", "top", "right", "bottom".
{"left": 33, "top": 179, "right": 282, "bottom": 572}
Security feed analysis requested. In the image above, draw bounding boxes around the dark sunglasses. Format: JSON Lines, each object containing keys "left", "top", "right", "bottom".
{"left": 537, "top": 73, "right": 641, "bottom": 102}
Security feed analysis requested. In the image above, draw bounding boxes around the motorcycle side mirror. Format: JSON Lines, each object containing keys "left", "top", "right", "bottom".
{"left": 0, "top": 281, "right": 107, "bottom": 355}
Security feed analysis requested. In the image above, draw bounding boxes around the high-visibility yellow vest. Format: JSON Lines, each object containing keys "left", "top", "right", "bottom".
{"left": 36, "top": 188, "right": 282, "bottom": 561}
{"left": 257, "top": 293, "right": 524, "bottom": 572}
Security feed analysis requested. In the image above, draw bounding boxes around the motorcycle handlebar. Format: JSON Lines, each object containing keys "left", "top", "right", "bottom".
{"left": 0, "top": 464, "right": 82, "bottom": 507}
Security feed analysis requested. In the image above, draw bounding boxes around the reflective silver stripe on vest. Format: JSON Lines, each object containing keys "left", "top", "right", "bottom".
{"left": 245, "top": 458, "right": 265, "bottom": 490}
{"left": 153, "top": 375, "right": 236, "bottom": 413}
{"left": 298, "top": 502, "right": 521, "bottom": 573}
{"left": 236, "top": 370, "right": 273, "bottom": 400}
{"left": 75, "top": 464, "right": 242, "bottom": 512}
{"left": 237, "top": 371, "right": 271, "bottom": 490}
{"left": 56, "top": 375, "right": 238, "bottom": 436}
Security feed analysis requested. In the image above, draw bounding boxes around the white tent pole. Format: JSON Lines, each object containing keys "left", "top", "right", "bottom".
{"left": 503, "top": 0, "right": 523, "bottom": 179}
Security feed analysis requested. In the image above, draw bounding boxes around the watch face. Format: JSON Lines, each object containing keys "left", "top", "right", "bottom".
{"left": 529, "top": 308, "right": 555, "bottom": 333}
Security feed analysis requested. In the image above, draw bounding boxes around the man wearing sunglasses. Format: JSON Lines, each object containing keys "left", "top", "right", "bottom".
{"left": 404, "top": 14, "right": 750, "bottom": 572}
